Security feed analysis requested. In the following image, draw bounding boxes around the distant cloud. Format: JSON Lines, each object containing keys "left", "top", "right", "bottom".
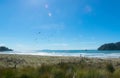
{"left": 14, "top": 44, "right": 36, "bottom": 51}
{"left": 49, "top": 43, "right": 69, "bottom": 50}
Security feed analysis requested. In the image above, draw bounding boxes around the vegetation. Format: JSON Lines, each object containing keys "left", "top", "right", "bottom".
{"left": 98, "top": 42, "right": 120, "bottom": 50}
{"left": 0, "top": 59, "right": 120, "bottom": 78}
{"left": 98, "top": 43, "right": 116, "bottom": 50}
{"left": 0, "top": 46, "right": 13, "bottom": 51}
{"left": 106, "top": 63, "right": 115, "bottom": 73}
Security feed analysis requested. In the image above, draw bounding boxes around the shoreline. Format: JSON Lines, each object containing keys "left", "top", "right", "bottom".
{"left": 0, "top": 52, "right": 120, "bottom": 58}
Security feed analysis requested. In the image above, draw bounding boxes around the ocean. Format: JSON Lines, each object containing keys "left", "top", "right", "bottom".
{"left": 0, "top": 50, "right": 120, "bottom": 58}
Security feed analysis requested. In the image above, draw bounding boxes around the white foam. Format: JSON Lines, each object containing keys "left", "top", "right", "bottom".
{"left": 0, "top": 51, "right": 120, "bottom": 58}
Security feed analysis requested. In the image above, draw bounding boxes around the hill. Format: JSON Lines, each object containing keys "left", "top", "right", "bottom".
{"left": 0, "top": 46, "right": 13, "bottom": 51}
{"left": 98, "top": 42, "right": 120, "bottom": 50}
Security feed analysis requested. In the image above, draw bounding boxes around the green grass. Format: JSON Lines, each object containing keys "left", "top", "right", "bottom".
{"left": 0, "top": 55, "right": 120, "bottom": 78}
{"left": 0, "top": 61, "right": 120, "bottom": 78}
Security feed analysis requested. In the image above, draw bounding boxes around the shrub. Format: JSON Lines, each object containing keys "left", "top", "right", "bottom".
{"left": 52, "top": 69, "right": 65, "bottom": 78}
{"left": 0, "top": 68, "right": 16, "bottom": 78}
{"left": 19, "top": 74, "right": 30, "bottom": 78}
{"left": 106, "top": 63, "right": 115, "bottom": 73}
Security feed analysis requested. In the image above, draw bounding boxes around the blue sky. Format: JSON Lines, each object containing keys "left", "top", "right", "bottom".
{"left": 0, "top": 0, "right": 120, "bottom": 50}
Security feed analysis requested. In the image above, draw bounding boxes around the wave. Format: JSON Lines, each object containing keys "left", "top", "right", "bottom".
{"left": 0, "top": 50, "right": 120, "bottom": 58}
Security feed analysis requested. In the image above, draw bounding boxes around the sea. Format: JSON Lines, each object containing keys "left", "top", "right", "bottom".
{"left": 0, "top": 50, "right": 120, "bottom": 58}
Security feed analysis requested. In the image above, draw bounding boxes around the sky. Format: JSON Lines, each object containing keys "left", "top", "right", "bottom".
{"left": 0, "top": 0, "right": 120, "bottom": 50}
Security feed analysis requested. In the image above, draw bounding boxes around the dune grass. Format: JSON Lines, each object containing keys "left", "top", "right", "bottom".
{"left": 0, "top": 54, "right": 120, "bottom": 78}
{"left": 0, "top": 59, "right": 120, "bottom": 78}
